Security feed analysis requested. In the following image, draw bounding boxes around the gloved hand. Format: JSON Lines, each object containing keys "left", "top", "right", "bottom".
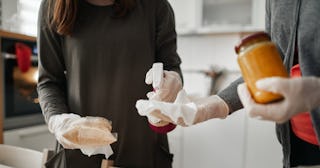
{"left": 136, "top": 89, "right": 230, "bottom": 126}
{"left": 192, "top": 95, "right": 230, "bottom": 124}
{"left": 48, "top": 113, "right": 116, "bottom": 149}
{"left": 237, "top": 77, "right": 320, "bottom": 123}
{"left": 145, "top": 69, "right": 182, "bottom": 102}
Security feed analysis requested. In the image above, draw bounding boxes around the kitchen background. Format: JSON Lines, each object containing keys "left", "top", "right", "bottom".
{"left": 0, "top": 0, "right": 282, "bottom": 167}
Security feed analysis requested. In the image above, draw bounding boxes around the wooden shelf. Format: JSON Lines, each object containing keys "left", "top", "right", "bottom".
{"left": 0, "top": 30, "right": 36, "bottom": 42}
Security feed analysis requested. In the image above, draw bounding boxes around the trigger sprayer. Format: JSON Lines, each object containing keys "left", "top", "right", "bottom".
{"left": 152, "top": 63, "right": 163, "bottom": 91}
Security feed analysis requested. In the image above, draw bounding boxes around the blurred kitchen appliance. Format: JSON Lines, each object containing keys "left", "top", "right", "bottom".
{"left": 1, "top": 35, "right": 44, "bottom": 130}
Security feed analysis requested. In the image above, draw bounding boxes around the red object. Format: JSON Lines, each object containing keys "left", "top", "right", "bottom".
{"left": 15, "top": 43, "right": 32, "bottom": 73}
{"left": 290, "top": 64, "right": 319, "bottom": 146}
{"left": 149, "top": 123, "right": 176, "bottom": 134}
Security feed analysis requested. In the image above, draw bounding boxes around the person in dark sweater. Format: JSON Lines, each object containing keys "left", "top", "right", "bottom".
{"left": 138, "top": 1, "right": 320, "bottom": 167}
{"left": 37, "top": 0, "right": 183, "bottom": 167}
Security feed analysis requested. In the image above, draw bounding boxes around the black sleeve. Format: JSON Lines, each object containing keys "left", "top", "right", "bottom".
{"left": 37, "top": 0, "right": 69, "bottom": 122}
{"left": 217, "top": 77, "right": 244, "bottom": 113}
{"left": 155, "top": 0, "right": 183, "bottom": 82}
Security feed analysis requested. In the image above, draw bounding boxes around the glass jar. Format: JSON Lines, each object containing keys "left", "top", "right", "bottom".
{"left": 235, "top": 32, "right": 288, "bottom": 104}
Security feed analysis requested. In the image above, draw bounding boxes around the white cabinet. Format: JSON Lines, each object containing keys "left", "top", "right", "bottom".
{"left": 168, "top": 127, "right": 184, "bottom": 168}
{"left": 181, "top": 111, "right": 246, "bottom": 168}
{"left": 168, "top": 0, "right": 266, "bottom": 35}
{"left": 168, "top": 111, "right": 283, "bottom": 168}
{"left": 244, "top": 118, "right": 282, "bottom": 168}
{"left": 167, "top": 0, "right": 202, "bottom": 34}
{"left": 4, "top": 125, "right": 55, "bottom": 152}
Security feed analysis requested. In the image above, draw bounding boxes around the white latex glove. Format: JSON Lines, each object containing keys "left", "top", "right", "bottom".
{"left": 136, "top": 89, "right": 229, "bottom": 126}
{"left": 145, "top": 69, "right": 182, "bottom": 102}
{"left": 192, "top": 95, "right": 230, "bottom": 124}
{"left": 48, "top": 113, "right": 116, "bottom": 153}
{"left": 237, "top": 77, "right": 320, "bottom": 123}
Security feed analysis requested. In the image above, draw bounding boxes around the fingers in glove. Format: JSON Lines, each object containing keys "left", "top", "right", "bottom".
{"left": 237, "top": 83, "right": 271, "bottom": 118}
{"left": 238, "top": 83, "right": 290, "bottom": 123}
{"left": 71, "top": 117, "right": 112, "bottom": 131}
{"left": 150, "top": 109, "right": 174, "bottom": 123}
{"left": 147, "top": 91, "right": 165, "bottom": 101}
{"left": 149, "top": 120, "right": 170, "bottom": 127}
{"left": 148, "top": 89, "right": 177, "bottom": 102}
{"left": 57, "top": 134, "right": 77, "bottom": 149}
{"left": 146, "top": 91, "right": 156, "bottom": 100}
{"left": 156, "top": 89, "right": 175, "bottom": 102}
{"left": 256, "top": 77, "right": 290, "bottom": 96}
{"left": 163, "top": 70, "right": 180, "bottom": 79}
{"left": 163, "top": 71, "right": 182, "bottom": 88}
{"left": 177, "top": 117, "right": 188, "bottom": 127}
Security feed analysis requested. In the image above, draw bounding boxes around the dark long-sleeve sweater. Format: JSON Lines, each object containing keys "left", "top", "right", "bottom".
{"left": 37, "top": 0, "right": 182, "bottom": 167}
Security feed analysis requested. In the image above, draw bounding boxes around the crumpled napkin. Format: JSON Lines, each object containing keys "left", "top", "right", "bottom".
{"left": 136, "top": 89, "right": 198, "bottom": 126}
{"left": 80, "top": 145, "right": 113, "bottom": 158}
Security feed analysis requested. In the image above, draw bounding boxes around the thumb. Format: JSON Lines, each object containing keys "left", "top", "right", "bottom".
{"left": 256, "top": 77, "right": 289, "bottom": 95}
{"left": 237, "top": 83, "right": 256, "bottom": 109}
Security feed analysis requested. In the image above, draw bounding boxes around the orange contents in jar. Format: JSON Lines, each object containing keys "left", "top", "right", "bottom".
{"left": 235, "top": 32, "right": 288, "bottom": 104}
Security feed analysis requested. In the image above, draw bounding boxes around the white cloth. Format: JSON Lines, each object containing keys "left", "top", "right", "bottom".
{"left": 136, "top": 89, "right": 230, "bottom": 126}
{"left": 48, "top": 114, "right": 116, "bottom": 158}
{"left": 136, "top": 89, "right": 197, "bottom": 126}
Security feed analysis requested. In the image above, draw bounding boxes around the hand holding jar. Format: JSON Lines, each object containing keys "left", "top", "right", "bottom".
{"left": 237, "top": 77, "right": 320, "bottom": 123}
{"left": 235, "top": 32, "right": 320, "bottom": 123}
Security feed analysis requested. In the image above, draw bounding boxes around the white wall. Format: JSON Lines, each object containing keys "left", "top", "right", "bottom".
{"left": 1, "top": 0, "right": 41, "bottom": 36}
{"left": 178, "top": 34, "right": 242, "bottom": 97}
{"left": 1, "top": 0, "right": 18, "bottom": 30}
{"left": 168, "top": 33, "right": 283, "bottom": 168}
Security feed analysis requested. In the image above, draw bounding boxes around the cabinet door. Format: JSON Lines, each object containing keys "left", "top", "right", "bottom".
{"left": 168, "top": 0, "right": 203, "bottom": 33}
{"left": 169, "top": 0, "right": 266, "bottom": 34}
{"left": 182, "top": 111, "right": 246, "bottom": 168}
{"left": 4, "top": 125, "right": 56, "bottom": 151}
{"left": 244, "top": 118, "right": 282, "bottom": 168}
{"left": 168, "top": 127, "right": 184, "bottom": 168}
{"left": 251, "top": 0, "right": 266, "bottom": 30}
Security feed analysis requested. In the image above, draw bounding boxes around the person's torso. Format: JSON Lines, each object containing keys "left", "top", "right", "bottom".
{"left": 268, "top": 0, "right": 320, "bottom": 167}
{"left": 58, "top": 0, "right": 172, "bottom": 167}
